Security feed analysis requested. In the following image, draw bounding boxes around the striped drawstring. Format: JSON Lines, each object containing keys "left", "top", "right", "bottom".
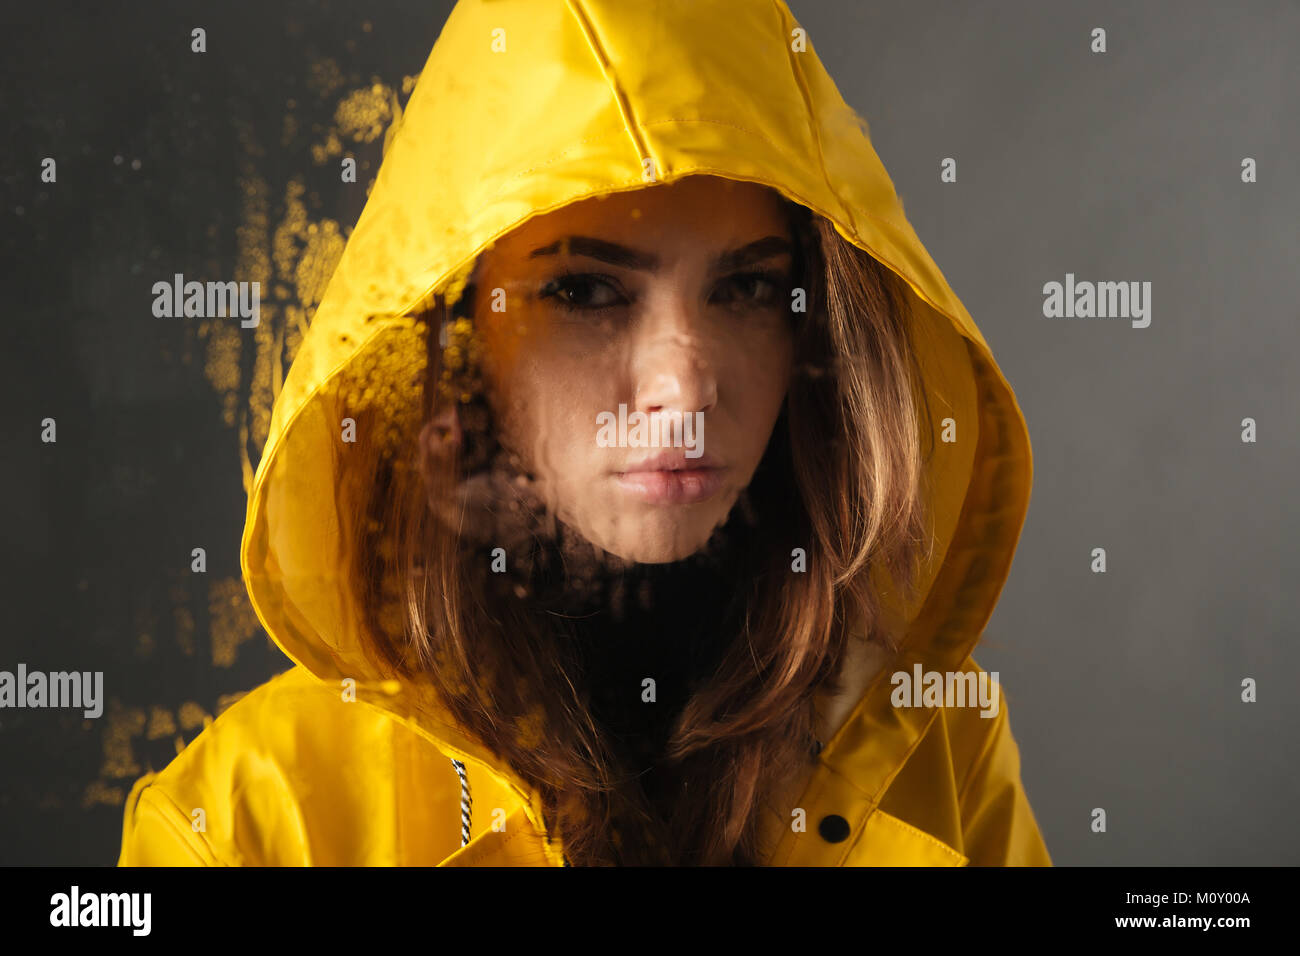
{"left": 451, "top": 756, "right": 571, "bottom": 864}
{"left": 450, "top": 758, "right": 472, "bottom": 847}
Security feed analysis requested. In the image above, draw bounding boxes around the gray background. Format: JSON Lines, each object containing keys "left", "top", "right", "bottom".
{"left": 1, "top": 0, "right": 1295, "bottom": 865}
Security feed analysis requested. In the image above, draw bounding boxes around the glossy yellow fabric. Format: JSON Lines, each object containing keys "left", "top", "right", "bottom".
{"left": 118, "top": 0, "right": 1051, "bottom": 867}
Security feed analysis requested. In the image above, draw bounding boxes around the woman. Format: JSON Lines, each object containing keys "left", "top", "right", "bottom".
{"left": 118, "top": 0, "right": 1051, "bottom": 866}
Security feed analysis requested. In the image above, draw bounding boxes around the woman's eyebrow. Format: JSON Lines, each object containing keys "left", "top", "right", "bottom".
{"left": 527, "top": 235, "right": 792, "bottom": 273}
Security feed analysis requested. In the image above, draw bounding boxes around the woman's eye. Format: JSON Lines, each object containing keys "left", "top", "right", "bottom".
{"left": 539, "top": 274, "right": 624, "bottom": 312}
{"left": 714, "top": 271, "right": 784, "bottom": 308}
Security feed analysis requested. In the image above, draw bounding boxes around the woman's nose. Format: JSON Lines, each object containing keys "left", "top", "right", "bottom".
{"left": 629, "top": 302, "right": 719, "bottom": 415}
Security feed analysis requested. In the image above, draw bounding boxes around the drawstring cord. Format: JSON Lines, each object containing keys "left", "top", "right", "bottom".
{"left": 450, "top": 758, "right": 472, "bottom": 847}
{"left": 451, "top": 756, "right": 570, "bottom": 864}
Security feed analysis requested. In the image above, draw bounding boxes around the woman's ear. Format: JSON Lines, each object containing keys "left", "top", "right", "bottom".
{"left": 416, "top": 404, "right": 469, "bottom": 537}
{"left": 421, "top": 405, "right": 463, "bottom": 455}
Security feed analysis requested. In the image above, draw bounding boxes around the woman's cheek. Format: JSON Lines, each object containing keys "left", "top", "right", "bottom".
{"left": 729, "top": 340, "right": 792, "bottom": 405}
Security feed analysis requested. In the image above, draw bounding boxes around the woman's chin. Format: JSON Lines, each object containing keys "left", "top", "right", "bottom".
{"left": 584, "top": 518, "right": 719, "bottom": 565}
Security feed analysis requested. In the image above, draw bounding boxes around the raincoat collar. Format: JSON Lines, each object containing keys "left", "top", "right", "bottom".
{"left": 239, "top": 0, "right": 1032, "bottom": 866}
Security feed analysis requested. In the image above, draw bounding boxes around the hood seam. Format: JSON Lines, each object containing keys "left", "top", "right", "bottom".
{"left": 771, "top": 0, "right": 852, "bottom": 232}
{"left": 565, "top": 0, "right": 655, "bottom": 174}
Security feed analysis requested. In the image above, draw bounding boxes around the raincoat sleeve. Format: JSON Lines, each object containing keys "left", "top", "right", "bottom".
{"left": 957, "top": 684, "right": 1053, "bottom": 866}
{"left": 117, "top": 772, "right": 224, "bottom": 866}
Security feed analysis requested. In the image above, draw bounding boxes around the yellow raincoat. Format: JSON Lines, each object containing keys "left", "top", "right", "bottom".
{"left": 118, "top": 0, "right": 1051, "bottom": 866}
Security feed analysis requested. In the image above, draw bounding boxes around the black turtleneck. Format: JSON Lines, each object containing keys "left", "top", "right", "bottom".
{"left": 572, "top": 552, "right": 740, "bottom": 775}
{"left": 524, "top": 505, "right": 758, "bottom": 780}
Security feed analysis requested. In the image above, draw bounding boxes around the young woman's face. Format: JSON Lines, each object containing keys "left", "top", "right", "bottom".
{"left": 473, "top": 175, "right": 796, "bottom": 563}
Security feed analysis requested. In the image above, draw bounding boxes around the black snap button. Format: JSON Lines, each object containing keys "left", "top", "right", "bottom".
{"left": 818, "top": 814, "right": 851, "bottom": 843}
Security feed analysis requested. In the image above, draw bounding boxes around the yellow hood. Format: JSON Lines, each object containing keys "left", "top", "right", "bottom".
{"left": 238, "top": 0, "right": 1034, "bottom": 863}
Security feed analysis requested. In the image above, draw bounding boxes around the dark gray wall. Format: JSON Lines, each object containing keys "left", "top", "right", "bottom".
{"left": 802, "top": 0, "right": 1298, "bottom": 865}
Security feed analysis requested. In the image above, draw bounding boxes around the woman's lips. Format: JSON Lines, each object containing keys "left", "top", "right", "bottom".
{"left": 613, "top": 466, "right": 725, "bottom": 505}
{"left": 612, "top": 450, "right": 725, "bottom": 505}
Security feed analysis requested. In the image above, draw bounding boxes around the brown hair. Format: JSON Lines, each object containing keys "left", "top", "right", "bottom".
{"left": 336, "top": 197, "right": 936, "bottom": 865}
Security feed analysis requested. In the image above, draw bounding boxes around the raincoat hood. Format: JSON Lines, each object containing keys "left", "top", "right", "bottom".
{"left": 236, "top": 0, "right": 1036, "bottom": 865}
